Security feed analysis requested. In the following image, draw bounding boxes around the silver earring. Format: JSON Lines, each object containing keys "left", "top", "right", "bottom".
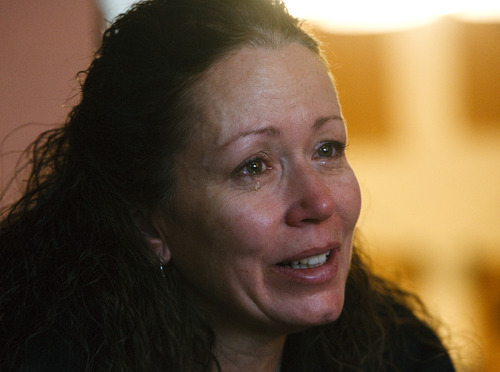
{"left": 159, "top": 259, "right": 166, "bottom": 279}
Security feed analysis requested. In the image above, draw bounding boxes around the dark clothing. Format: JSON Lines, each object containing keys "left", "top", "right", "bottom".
{"left": 281, "top": 308, "right": 456, "bottom": 372}
{"left": 2, "top": 320, "right": 454, "bottom": 371}
{"left": 0, "top": 317, "right": 86, "bottom": 372}
{"left": 389, "top": 326, "right": 455, "bottom": 372}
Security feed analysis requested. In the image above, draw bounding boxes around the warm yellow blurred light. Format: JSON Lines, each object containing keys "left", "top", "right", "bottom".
{"left": 97, "top": 0, "right": 500, "bottom": 30}
{"left": 284, "top": 0, "right": 500, "bottom": 32}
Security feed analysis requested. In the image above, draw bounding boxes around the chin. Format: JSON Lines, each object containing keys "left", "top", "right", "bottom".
{"left": 280, "top": 295, "right": 345, "bottom": 333}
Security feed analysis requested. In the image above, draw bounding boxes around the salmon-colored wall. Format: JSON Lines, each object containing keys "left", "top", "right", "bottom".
{"left": 0, "top": 0, "right": 101, "bottom": 204}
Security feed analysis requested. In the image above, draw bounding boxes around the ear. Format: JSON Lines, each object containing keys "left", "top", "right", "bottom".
{"left": 130, "top": 209, "right": 172, "bottom": 264}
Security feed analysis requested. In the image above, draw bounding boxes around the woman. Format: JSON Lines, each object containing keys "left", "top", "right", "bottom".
{"left": 0, "top": 0, "right": 455, "bottom": 370}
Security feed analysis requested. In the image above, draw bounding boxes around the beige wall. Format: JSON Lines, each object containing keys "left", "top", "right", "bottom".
{"left": 315, "top": 17, "right": 500, "bottom": 371}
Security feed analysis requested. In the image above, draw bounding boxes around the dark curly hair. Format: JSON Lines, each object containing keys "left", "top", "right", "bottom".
{"left": 0, "top": 0, "right": 451, "bottom": 370}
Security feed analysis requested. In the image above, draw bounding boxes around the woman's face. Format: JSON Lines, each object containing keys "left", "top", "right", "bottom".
{"left": 160, "top": 43, "right": 361, "bottom": 337}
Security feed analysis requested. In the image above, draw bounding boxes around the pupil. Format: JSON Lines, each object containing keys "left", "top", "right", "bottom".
{"left": 320, "top": 144, "right": 332, "bottom": 156}
{"left": 247, "top": 161, "right": 261, "bottom": 174}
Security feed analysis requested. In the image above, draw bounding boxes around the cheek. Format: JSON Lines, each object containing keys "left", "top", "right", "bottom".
{"left": 351, "top": 186, "right": 362, "bottom": 225}
{"left": 218, "top": 194, "right": 280, "bottom": 250}
{"left": 169, "top": 194, "right": 279, "bottom": 293}
{"left": 175, "top": 189, "right": 280, "bottom": 258}
{"left": 330, "top": 175, "right": 361, "bottom": 233}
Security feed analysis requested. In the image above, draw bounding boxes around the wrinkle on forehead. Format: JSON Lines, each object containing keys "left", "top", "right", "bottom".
{"left": 191, "top": 43, "right": 337, "bottom": 147}
{"left": 201, "top": 44, "right": 327, "bottom": 99}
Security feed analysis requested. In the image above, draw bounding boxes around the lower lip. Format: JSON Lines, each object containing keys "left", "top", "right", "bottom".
{"left": 270, "top": 249, "right": 340, "bottom": 285}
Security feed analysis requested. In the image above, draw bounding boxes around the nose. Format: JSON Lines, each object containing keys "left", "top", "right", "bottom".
{"left": 284, "top": 164, "right": 336, "bottom": 227}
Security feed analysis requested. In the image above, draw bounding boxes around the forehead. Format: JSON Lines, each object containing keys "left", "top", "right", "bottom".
{"left": 193, "top": 43, "right": 339, "bottom": 144}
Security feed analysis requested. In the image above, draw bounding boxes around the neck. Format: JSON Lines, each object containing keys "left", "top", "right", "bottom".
{"left": 212, "top": 332, "right": 285, "bottom": 372}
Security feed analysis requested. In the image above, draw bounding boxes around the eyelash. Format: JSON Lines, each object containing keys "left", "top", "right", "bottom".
{"left": 234, "top": 140, "right": 347, "bottom": 178}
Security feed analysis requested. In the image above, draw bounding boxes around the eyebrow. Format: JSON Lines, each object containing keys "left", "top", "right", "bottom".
{"left": 218, "top": 126, "right": 280, "bottom": 149}
{"left": 313, "top": 115, "right": 344, "bottom": 130}
{"left": 219, "top": 115, "right": 343, "bottom": 148}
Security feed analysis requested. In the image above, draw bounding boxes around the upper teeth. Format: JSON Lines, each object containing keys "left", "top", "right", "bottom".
{"left": 282, "top": 251, "right": 330, "bottom": 269}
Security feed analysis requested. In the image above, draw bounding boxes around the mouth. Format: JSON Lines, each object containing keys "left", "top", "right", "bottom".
{"left": 277, "top": 250, "right": 331, "bottom": 269}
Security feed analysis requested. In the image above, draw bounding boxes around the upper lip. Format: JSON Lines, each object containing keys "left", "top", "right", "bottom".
{"left": 276, "top": 243, "right": 340, "bottom": 264}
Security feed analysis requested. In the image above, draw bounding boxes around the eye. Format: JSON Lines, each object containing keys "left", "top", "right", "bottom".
{"left": 318, "top": 143, "right": 335, "bottom": 157}
{"left": 245, "top": 159, "right": 264, "bottom": 175}
{"left": 234, "top": 152, "right": 272, "bottom": 178}
{"left": 316, "top": 141, "right": 346, "bottom": 158}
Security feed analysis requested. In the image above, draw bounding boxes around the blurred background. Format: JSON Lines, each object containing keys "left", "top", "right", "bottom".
{"left": 1, "top": 1, "right": 499, "bottom": 370}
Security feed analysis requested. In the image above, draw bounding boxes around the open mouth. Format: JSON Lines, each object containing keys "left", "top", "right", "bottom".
{"left": 278, "top": 250, "right": 331, "bottom": 269}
